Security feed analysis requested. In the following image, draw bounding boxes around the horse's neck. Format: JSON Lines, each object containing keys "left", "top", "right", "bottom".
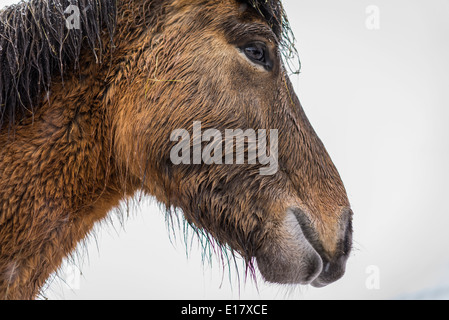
{"left": 0, "top": 0, "right": 158, "bottom": 300}
{"left": 0, "top": 67, "right": 123, "bottom": 299}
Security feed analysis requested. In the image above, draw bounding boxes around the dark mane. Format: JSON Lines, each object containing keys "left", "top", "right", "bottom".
{"left": 245, "top": 0, "right": 300, "bottom": 75}
{"left": 0, "top": 0, "right": 116, "bottom": 131}
{"left": 0, "top": 0, "right": 297, "bottom": 131}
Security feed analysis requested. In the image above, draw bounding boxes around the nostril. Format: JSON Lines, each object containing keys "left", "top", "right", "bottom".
{"left": 342, "top": 216, "right": 353, "bottom": 256}
{"left": 292, "top": 207, "right": 353, "bottom": 260}
{"left": 291, "top": 208, "right": 328, "bottom": 259}
{"left": 292, "top": 206, "right": 353, "bottom": 287}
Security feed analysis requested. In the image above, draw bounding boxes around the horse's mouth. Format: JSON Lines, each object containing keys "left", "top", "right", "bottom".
{"left": 256, "top": 208, "right": 352, "bottom": 287}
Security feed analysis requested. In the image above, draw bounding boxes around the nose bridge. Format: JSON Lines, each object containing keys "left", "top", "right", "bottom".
{"left": 280, "top": 76, "right": 350, "bottom": 214}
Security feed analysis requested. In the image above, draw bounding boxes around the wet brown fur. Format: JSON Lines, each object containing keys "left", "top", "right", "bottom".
{"left": 0, "top": 0, "right": 351, "bottom": 299}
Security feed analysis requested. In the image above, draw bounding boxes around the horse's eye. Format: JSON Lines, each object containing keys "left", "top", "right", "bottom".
{"left": 241, "top": 42, "right": 273, "bottom": 71}
{"left": 245, "top": 45, "right": 265, "bottom": 61}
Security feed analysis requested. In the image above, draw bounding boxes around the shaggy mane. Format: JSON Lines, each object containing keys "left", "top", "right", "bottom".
{"left": 0, "top": 0, "right": 116, "bottom": 131}
{"left": 0, "top": 0, "right": 298, "bottom": 131}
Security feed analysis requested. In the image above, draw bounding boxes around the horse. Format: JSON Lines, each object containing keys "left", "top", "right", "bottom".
{"left": 0, "top": 0, "right": 353, "bottom": 299}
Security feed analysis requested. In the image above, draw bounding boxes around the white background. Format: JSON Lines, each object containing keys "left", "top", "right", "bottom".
{"left": 2, "top": 0, "right": 449, "bottom": 300}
